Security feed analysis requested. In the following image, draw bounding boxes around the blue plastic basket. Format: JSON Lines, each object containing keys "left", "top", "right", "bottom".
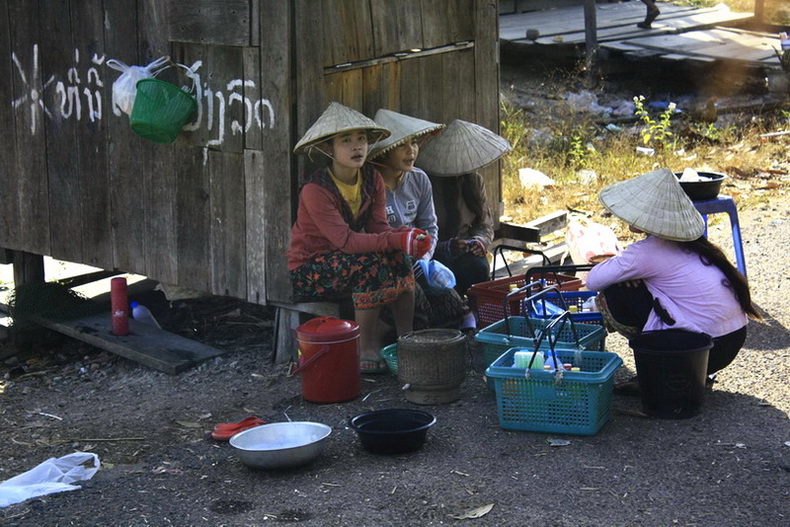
{"left": 485, "top": 347, "right": 622, "bottom": 435}
{"left": 476, "top": 316, "right": 607, "bottom": 370}
{"left": 528, "top": 290, "right": 604, "bottom": 325}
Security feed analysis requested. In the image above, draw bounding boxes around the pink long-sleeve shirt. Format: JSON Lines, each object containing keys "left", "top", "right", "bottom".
{"left": 585, "top": 235, "right": 747, "bottom": 337}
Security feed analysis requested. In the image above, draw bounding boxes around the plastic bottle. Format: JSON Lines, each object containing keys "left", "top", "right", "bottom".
{"left": 543, "top": 349, "right": 562, "bottom": 372}
{"left": 131, "top": 301, "right": 161, "bottom": 329}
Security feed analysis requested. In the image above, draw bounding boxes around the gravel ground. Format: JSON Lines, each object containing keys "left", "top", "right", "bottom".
{"left": 0, "top": 185, "right": 787, "bottom": 527}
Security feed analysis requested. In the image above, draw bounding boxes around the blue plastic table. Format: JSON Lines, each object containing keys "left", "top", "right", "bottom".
{"left": 692, "top": 195, "right": 746, "bottom": 277}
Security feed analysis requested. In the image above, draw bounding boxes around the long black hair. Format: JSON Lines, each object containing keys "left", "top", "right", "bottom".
{"left": 680, "top": 237, "right": 761, "bottom": 320}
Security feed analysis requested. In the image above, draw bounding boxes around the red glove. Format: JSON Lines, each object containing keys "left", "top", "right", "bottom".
{"left": 400, "top": 228, "right": 432, "bottom": 259}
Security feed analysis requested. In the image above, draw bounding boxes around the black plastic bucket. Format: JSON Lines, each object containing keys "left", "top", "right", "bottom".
{"left": 629, "top": 330, "right": 712, "bottom": 419}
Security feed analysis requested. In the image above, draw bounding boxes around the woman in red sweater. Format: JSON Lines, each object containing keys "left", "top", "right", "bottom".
{"left": 288, "top": 102, "right": 432, "bottom": 373}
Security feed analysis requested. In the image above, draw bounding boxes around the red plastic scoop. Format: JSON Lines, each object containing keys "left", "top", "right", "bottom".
{"left": 211, "top": 417, "right": 267, "bottom": 441}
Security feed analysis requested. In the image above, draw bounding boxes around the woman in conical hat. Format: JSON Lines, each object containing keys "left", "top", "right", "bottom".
{"left": 287, "top": 102, "right": 433, "bottom": 373}
{"left": 585, "top": 168, "right": 760, "bottom": 394}
{"left": 368, "top": 109, "right": 473, "bottom": 331}
{"left": 418, "top": 119, "right": 511, "bottom": 297}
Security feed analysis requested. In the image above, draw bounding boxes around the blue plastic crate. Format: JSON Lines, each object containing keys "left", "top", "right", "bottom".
{"left": 476, "top": 316, "right": 607, "bottom": 370}
{"left": 485, "top": 347, "right": 622, "bottom": 435}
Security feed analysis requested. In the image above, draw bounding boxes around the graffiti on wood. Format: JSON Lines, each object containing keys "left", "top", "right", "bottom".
{"left": 10, "top": 45, "right": 276, "bottom": 145}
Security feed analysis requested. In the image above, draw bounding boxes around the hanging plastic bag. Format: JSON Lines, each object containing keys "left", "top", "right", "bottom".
{"left": 566, "top": 218, "right": 622, "bottom": 265}
{"left": 0, "top": 452, "right": 100, "bottom": 507}
{"left": 414, "top": 259, "right": 456, "bottom": 295}
{"left": 107, "top": 56, "right": 171, "bottom": 116}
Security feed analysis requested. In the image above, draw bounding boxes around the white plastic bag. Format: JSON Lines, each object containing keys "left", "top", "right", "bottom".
{"left": 0, "top": 452, "right": 100, "bottom": 507}
{"left": 107, "top": 56, "right": 171, "bottom": 116}
{"left": 566, "top": 218, "right": 622, "bottom": 265}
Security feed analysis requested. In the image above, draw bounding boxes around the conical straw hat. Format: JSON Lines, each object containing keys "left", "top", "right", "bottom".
{"left": 598, "top": 168, "right": 705, "bottom": 242}
{"left": 416, "top": 119, "right": 511, "bottom": 176}
{"left": 293, "top": 102, "right": 391, "bottom": 155}
{"left": 368, "top": 109, "right": 445, "bottom": 159}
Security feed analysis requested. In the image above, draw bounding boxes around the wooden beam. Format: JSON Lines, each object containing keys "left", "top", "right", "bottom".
{"left": 753, "top": 0, "right": 764, "bottom": 24}
{"left": 524, "top": 210, "right": 568, "bottom": 236}
{"left": 325, "top": 41, "right": 474, "bottom": 75}
{"left": 584, "top": 0, "right": 599, "bottom": 79}
{"left": 12, "top": 251, "right": 44, "bottom": 288}
{"left": 494, "top": 222, "right": 541, "bottom": 243}
{"left": 33, "top": 313, "right": 227, "bottom": 375}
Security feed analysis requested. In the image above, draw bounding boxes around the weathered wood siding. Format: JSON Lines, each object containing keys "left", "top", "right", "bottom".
{"left": 1, "top": 0, "right": 500, "bottom": 306}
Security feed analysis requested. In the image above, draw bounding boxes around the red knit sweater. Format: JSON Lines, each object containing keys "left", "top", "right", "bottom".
{"left": 287, "top": 165, "right": 400, "bottom": 271}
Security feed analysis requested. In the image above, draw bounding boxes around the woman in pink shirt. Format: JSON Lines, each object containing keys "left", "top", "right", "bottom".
{"left": 585, "top": 168, "right": 760, "bottom": 393}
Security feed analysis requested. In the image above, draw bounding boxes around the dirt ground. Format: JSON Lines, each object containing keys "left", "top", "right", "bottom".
{"left": 1, "top": 54, "right": 789, "bottom": 526}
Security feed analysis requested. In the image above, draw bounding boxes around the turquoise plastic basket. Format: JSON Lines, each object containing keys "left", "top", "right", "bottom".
{"left": 380, "top": 343, "right": 398, "bottom": 375}
{"left": 485, "top": 347, "right": 622, "bottom": 435}
{"left": 476, "top": 315, "right": 607, "bottom": 370}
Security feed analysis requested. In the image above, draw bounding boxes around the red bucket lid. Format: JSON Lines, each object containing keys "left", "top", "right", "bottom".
{"left": 296, "top": 316, "right": 360, "bottom": 342}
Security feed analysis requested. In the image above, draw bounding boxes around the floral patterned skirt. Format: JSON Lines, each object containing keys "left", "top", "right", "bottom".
{"left": 291, "top": 250, "right": 414, "bottom": 310}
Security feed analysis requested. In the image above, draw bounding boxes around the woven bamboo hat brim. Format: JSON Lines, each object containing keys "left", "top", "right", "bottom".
{"left": 598, "top": 168, "right": 705, "bottom": 242}
{"left": 416, "top": 119, "right": 511, "bottom": 176}
{"left": 368, "top": 109, "right": 445, "bottom": 159}
{"left": 293, "top": 102, "right": 391, "bottom": 155}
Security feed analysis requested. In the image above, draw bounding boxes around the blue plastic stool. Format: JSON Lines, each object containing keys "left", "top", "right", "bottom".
{"left": 692, "top": 195, "right": 747, "bottom": 277}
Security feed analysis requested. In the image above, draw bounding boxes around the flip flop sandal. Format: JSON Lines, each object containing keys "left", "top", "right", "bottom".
{"left": 211, "top": 417, "right": 267, "bottom": 441}
{"left": 360, "top": 357, "right": 389, "bottom": 375}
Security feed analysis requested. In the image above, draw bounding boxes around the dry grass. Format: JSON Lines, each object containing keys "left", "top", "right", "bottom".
{"left": 498, "top": 96, "right": 790, "bottom": 237}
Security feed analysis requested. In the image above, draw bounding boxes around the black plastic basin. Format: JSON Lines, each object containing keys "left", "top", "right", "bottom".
{"left": 674, "top": 171, "right": 726, "bottom": 201}
{"left": 349, "top": 409, "right": 436, "bottom": 455}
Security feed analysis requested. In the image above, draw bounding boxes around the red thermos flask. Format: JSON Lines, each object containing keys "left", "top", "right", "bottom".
{"left": 111, "top": 277, "right": 129, "bottom": 336}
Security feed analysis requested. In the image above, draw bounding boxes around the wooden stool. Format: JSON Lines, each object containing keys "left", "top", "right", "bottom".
{"left": 692, "top": 195, "right": 747, "bottom": 277}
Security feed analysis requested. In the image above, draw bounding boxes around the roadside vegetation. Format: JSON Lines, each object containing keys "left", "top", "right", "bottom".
{"left": 498, "top": 0, "right": 790, "bottom": 236}
{"left": 499, "top": 93, "right": 788, "bottom": 236}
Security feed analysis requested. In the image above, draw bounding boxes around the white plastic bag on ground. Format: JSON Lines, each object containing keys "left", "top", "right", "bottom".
{"left": 0, "top": 452, "right": 100, "bottom": 507}
{"left": 107, "top": 56, "right": 171, "bottom": 116}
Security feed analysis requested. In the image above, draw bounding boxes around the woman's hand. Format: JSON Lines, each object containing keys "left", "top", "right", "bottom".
{"left": 466, "top": 239, "right": 487, "bottom": 257}
{"left": 450, "top": 238, "right": 486, "bottom": 257}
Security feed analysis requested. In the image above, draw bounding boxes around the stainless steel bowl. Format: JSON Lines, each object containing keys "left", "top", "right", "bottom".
{"left": 229, "top": 422, "right": 331, "bottom": 470}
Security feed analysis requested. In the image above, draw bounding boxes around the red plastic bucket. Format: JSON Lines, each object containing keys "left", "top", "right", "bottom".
{"left": 294, "top": 317, "right": 361, "bottom": 403}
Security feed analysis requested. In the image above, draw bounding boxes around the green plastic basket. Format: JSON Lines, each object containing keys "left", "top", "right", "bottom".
{"left": 486, "top": 347, "right": 622, "bottom": 435}
{"left": 380, "top": 343, "right": 398, "bottom": 375}
{"left": 130, "top": 78, "right": 197, "bottom": 144}
{"left": 476, "top": 316, "right": 607, "bottom": 370}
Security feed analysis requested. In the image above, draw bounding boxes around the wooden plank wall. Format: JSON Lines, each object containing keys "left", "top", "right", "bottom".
{"left": 296, "top": 0, "right": 501, "bottom": 222}
{"left": 1, "top": 0, "right": 500, "bottom": 307}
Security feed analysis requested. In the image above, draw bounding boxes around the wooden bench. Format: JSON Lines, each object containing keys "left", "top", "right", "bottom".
{"left": 271, "top": 296, "right": 354, "bottom": 364}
